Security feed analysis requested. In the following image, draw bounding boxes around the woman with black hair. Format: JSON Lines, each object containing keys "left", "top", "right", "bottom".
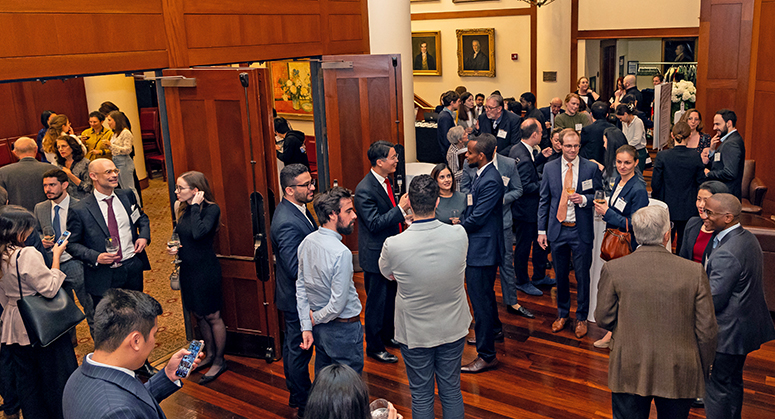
{"left": 54, "top": 135, "right": 92, "bottom": 199}
{"left": 305, "top": 364, "right": 401, "bottom": 419}
{"left": 456, "top": 92, "right": 477, "bottom": 134}
{"left": 615, "top": 102, "right": 647, "bottom": 173}
{"left": 0, "top": 205, "right": 77, "bottom": 419}
{"left": 36, "top": 110, "right": 56, "bottom": 162}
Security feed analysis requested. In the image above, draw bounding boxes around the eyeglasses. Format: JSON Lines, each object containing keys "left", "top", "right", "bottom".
{"left": 174, "top": 186, "right": 191, "bottom": 192}
{"left": 703, "top": 209, "right": 730, "bottom": 217}
{"left": 485, "top": 105, "right": 501, "bottom": 111}
{"left": 290, "top": 179, "right": 316, "bottom": 189}
{"left": 100, "top": 169, "right": 120, "bottom": 175}
{"left": 562, "top": 144, "right": 580, "bottom": 149}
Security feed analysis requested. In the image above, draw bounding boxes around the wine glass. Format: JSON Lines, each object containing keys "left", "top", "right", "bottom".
{"left": 450, "top": 209, "right": 460, "bottom": 224}
{"left": 167, "top": 232, "right": 180, "bottom": 250}
{"left": 594, "top": 190, "right": 606, "bottom": 221}
{"left": 105, "top": 236, "right": 121, "bottom": 268}
{"left": 369, "top": 399, "right": 390, "bottom": 419}
{"left": 42, "top": 226, "right": 56, "bottom": 242}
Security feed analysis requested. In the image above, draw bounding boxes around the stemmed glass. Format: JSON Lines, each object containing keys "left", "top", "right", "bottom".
{"left": 594, "top": 190, "right": 606, "bottom": 221}
{"left": 167, "top": 232, "right": 182, "bottom": 265}
{"left": 105, "top": 236, "right": 121, "bottom": 268}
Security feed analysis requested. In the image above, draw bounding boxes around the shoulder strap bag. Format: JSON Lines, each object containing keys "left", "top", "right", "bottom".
{"left": 15, "top": 250, "right": 85, "bottom": 347}
{"left": 600, "top": 218, "right": 632, "bottom": 262}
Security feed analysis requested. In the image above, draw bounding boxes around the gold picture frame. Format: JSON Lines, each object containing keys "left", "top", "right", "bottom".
{"left": 412, "top": 31, "right": 442, "bottom": 76}
{"left": 270, "top": 60, "right": 314, "bottom": 120}
{"left": 457, "top": 28, "right": 495, "bottom": 77}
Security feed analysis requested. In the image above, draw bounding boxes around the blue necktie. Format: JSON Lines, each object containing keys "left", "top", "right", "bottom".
{"left": 53, "top": 205, "right": 62, "bottom": 240}
{"left": 713, "top": 237, "right": 719, "bottom": 249}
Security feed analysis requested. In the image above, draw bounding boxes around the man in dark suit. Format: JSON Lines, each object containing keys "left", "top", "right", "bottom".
{"left": 539, "top": 97, "right": 565, "bottom": 132}
{"left": 270, "top": 164, "right": 317, "bottom": 416}
{"left": 509, "top": 119, "right": 554, "bottom": 297}
{"left": 460, "top": 134, "right": 505, "bottom": 373}
{"left": 706, "top": 109, "right": 745, "bottom": 200}
{"left": 67, "top": 158, "right": 156, "bottom": 376}
{"left": 520, "top": 92, "right": 547, "bottom": 147}
{"left": 436, "top": 90, "right": 460, "bottom": 157}
{"left": 0, "top": 136, "right": 55, "bottom": 212}
{"left": 464, "top": 39, "right": 489, "bottom": 70}
{"left": 703, "top": 194, "right": 775, "bottom": 419}
{"left": 475, "top": 94, "right": 522, "bottom": 156}
{"left": 354, "top": 141, "right": 410, "bottom": 363}
{"left": 580, "top": 101, "right": 614, "bottom": 164}
{"left": 623, "top": 75, "right": 645, "bottom": 114}
{"left": 63, "top": 289, "right": 203, "bottom": 419}
{"left": 538, "top": 129, "right": 602, "bottom": 339}
{"left": 596, "top": 206, "right": 717, "bottom": 419}
{"left": 413, "top": 42, "right": 436, "bottom": 71}
{"left": 474, "top": 93, "right": 485, "bottom": 118}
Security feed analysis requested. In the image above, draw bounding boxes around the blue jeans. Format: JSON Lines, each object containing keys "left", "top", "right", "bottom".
{"left": 312, "top": 320, "right": 364, "bottom": 375}
{"left": 400, "top": 338, "right": 465, "bottom": 419}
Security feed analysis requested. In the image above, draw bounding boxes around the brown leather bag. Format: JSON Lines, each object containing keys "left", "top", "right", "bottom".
{"left": 600, "top": 219, "right": 632, "bottom": 261}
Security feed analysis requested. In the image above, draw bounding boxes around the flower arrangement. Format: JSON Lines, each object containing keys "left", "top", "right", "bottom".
{"left": 671, "top": 79, "right": 697, "bottom": 122}
{"left": 278, "top": 68, "right": 312, "bottom": 111}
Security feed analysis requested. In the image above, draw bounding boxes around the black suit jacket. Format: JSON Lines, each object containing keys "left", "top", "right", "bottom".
{"left": 63, "top": 358, "right": 179, "bottom": 419}
{"left": 462, "top": 163, "right": 504, "bottom": 267}
{"left": 475, "top": 110, "right": 522, "bottom": 156}
{"left": 354, "top": 171, "right": 404, "bottom": 273}
{"left": 270, "top": 198, "right": 316, "bottom": 313}
{"left": 67, "top": 189, "right": 151, "bottom": 295}
{"left": 413, "top": 53, "right": 436, "bottom": 70}
{"left": 464, "top": 52, "right": 489, "bottom": 71}
{"left": 706, "top": 131, "right": 745, "bottom": 200}
{"left": 580, "top": 119, "right": 614, "bottom": 164}
{"left": 539, "top": 107, "right": 564, "bottom": 129}
{"left": 436, "top": 108, "right": 456, "bottom": 156}
{"left": 509, "top": 142, "right": 541, "bottom": 222}
{"left": 679, "top": 216, "right": 714, "bottom": 263}
{"left": 651, "top": 146, "right": 706, "bottom": 221}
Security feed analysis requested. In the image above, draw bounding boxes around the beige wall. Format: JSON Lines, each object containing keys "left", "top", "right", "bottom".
{"left": 578, "top": 0, "right": 700, "bottom": 30}
{"left": 537, "top": 0, "right": 572, "bottom": 107}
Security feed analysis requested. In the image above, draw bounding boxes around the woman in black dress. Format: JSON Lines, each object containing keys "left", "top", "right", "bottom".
{"left": 168, "top": 171, "right": 226, "bottom": 384}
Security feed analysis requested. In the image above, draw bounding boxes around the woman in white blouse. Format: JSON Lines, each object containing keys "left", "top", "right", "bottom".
{"left": 615, "top": 102, "right": 647, "bottom": 173}
{"left": 105, "top": 111, "right": 139, "bottom": 202}
{"left": 0, "top": 205, "right": 76, "bottom": 419}
{"left": 456, "top": 92, "right": 477, "bottom": 134}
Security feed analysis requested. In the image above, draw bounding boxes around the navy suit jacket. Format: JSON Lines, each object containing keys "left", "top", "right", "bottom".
{"left": 539, "top": 107, "right": 564, "bottom": 127}
{"left": 461, "top": 163, "right": 504, "bottom": 267}
{"left": 475, "top": 110, "right": 522, "bottom": 156}
{"left": 537, "top": 157, "right": 602, "bottom": 244}
{"left": 271, "top": 198, "right": 317, "bottom": 313}
{"left": 579, "top": 119, "right": 614, "bottom": 164}
{"left": 436, "top": 108, "right": 456, "bottom": 156}
{"left": 679, "top": 216, "right": 713, "bottom": 263}
{"left": 602, "top": 175, "right": 650, "bottom": 249}
{"left": 67, "top": 189, "right": 151, "bottom": 295}
{"left": 354, "top": 171, "right": 404, "bottom": 273}
{"left": 63, "top": 359, "right": 180, "bottom": 419}
{"left": 706, "top": 130, "right": 745, "bottom": 200}
{"left": 509, "top": 142, "right": 541, "bottom": 222}
{"left": 706, "top": 227, "right": 775, "bottom": 354}
{"left": 460, "top": 154, "right": 522, "bottom": 229}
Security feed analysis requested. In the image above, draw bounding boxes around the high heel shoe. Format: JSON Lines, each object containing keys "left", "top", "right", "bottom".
{"left": 192, "top": 359, "right": 213, "bottom": 374}
{"left": 199, "top": 363, "right": 228, "bottom": 385}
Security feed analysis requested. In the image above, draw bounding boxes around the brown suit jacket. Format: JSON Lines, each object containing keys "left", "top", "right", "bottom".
{"left": 595, "top": 245, "right": 717, "bottom": 399}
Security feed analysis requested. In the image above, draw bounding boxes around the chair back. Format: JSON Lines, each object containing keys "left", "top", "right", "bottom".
{"left": 742, "top": 160, "right": 755, "bottom": 199}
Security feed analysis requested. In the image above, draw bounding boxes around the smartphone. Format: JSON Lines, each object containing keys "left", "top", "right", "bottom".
{"left": 174, "top": 340, "right": 204, "bottom": 378}
{"left": 56, "top": 231, "right": 71, "bottom": 246}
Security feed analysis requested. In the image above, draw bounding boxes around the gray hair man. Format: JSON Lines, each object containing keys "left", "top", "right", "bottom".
{"left": 596, "top": 206, "right": 717, "bottom": 419}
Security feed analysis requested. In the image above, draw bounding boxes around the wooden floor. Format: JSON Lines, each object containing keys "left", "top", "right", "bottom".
{"left": 158, "top": 270, "right": 775, "bottom": 419}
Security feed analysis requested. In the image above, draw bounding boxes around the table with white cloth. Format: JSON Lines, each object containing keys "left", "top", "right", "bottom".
{"left": 587, "top": 198, "right": 670, "bottom": 322}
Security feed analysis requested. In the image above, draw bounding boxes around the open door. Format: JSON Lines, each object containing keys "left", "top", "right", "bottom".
{"left": 162, "top": 67, "right": 280, "bottom": 361}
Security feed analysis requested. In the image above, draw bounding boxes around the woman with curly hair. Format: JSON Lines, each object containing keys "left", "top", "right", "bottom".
{"left": 54, "top": 135, "right": 92, "bottom": 199}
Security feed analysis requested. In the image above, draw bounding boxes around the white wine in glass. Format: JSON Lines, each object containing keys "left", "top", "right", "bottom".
{"left": 105, "top": 236, "right": 121, "bottom": 268}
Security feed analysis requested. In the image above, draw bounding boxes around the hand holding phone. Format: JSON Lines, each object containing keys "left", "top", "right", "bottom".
{"left": 172, "top": 340, "right": 204, "bottom": 379}
{"left": 56, "top": 230, "right": 71, "bottom": 246}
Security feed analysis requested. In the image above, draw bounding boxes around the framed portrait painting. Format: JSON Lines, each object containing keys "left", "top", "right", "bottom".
{"left": 270, "top": 60, "right": 314, "bottom": 120}
{"left": 457, "top": 28, "right": 495, "bottom": 77}
{"left": 412, "top": 31, "right": 442, "bottom": 76}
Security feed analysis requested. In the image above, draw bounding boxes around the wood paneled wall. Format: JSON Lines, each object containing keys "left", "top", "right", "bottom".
{"left": 0, "top": 0, "right": 370, "bottom": 82}
{"left": 0, "top": 78, "right": 88, "bottom": 138}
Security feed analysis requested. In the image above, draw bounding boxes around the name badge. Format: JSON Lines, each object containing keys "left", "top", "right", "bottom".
{"left": 714, "top": 152, "right": 722, "bottom": 162}
{"left": 467, "top": 194, "right": 473, "bottom": 206}
{"left": 645, "top": 157, "right": 652, "bottom": 164}
{"left": 131, "top": 208, "right": 141, "bottom": 223}
{"left": 614, "top": 197, "right": 627, "bottom": 212}
{"left": 581, "top": 179, "right": 593, "bottom": 191}
{"left": 502, "top": 176, "right": 510, "bottom": 187}
{"left": 575, "top": 123, "right": 583, "bottom": 132}
{"left": 497, "top": 129, "right": 507, "bottom": 139}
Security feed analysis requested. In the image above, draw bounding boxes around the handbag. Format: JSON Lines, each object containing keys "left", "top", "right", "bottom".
{"left": 600, "top": 219, "right": 632, "bottom": 261}
{"left": 15, "top": 250, "right": 85, "bottom": 347}
{"left": 170, "top": 258, "right": 181, "bottom": 290}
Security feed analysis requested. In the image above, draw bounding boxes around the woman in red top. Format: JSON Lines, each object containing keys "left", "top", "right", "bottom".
{"left": 678, "top": 180, "right": 729, "bottom": 262}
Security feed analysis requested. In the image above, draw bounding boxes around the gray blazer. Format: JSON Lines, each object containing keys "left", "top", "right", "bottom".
{"left": 378, "top": 219, "right": 472, "bottom": 349}
{"left": 706, "top": 226, "right": 775, "bottom": 355}
{"left": 0, "top": 157, "right": 56, "bottom": 211}
{"left": 459, "top": 153, "right": 523, "bottom": 229}
{"left": 34, "top": 196, "right": 79, "bottom": 237}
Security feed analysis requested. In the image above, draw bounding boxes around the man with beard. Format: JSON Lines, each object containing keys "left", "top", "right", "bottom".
{"left": 705, "top": 109, "right": 745, "bottom": 200}
{"left": 296, "top": 186, "right": 364, "bottom": 375}
{"left": 270, "top": 164, "right": 317, "bottom": 417}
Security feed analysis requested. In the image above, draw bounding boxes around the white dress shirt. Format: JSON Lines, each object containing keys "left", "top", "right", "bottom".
{"left": 93, "top": 189, "right": 135, "bottom": 261}
{"left": 538, "top": 156, "right": 588, "bottom": 235}
{"left": 370, "top": 169, "right": 406, "bottom": 217}
{"left": 51, "top": 194, "right": 72, "bottom": 262}
{"left": 288, "top": 198, "right": 315, "bottom": 230}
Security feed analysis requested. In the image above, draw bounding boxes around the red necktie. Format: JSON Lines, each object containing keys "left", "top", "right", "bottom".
{"left": 384, "top": 178, "right": 402, "bottom": 232}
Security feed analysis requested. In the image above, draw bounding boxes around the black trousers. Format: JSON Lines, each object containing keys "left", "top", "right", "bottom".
{"left": 3, "top": 335, "right": 77, "bottom": 419}
{"left": 673, "top": 219, "right": 688, "bottom": 255}
{"left": 705, "top": 352, "right": 747, "bottom": 419}
{"left": 466, "top": 265, "right": 499, "bottom": 362}
{"left": 90, "top": 255, "right": 144, "bottom": 308}
{"left": 0, "top": 343, "right": 19, "bottom": 415}
{"left": 282, "top": 310, "right": 313, "bottom": 409}
{"left": 513, "top": 219, "right": 548, "bottom": 285}
{"left": 364, "top": 270, "right": 396, "bottom": 354}
{"left": 612, "top": 392, "right": 693, "bottom": 419}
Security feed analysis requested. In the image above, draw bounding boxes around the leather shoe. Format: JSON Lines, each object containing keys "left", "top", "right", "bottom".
{"left": 135, "top": 361, "right": 159, "bottom": 378}
{"left": 199, "top": 363, "right": 228, "bottom": 385}
{"left": 507, "top": 305, "right": 535, "bottom": 319}
{"left": 531, "top": 275, "right": 556, "bottom": 287}
{"left": 466, "top": 331, "right": 504, "bottom": 345}
{"left": 461, "top": 356, "right": 499, "bottom": 373}
{"left": 516, "top": 283, "right": 543, "bottom": 296}
{"left": 384, "top": 338, "right": 401, "bottom": 348}
{"left": 551, "top": 317, "right": 568, "bottom": 333}
{"left": 575, "top": 320, "right": 588, "bottom": 338}
{"left": 368, "top": 351, "right": 398, "bottom": 363}
{"left": 691, "top": 398, "right": 704, "bottom": 408}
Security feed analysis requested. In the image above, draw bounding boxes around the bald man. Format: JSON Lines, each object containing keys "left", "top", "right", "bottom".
{"left": 540, "top": 98, "right": 565, "bottom": 142}
{"left": 703, "top": 193, "right": 775, "bottom": 418}
{"left": 0, "top": 137, "right": 55, "bottom": 211}
{"left": 623, "top": 75, "right": 645, "bottom": 114}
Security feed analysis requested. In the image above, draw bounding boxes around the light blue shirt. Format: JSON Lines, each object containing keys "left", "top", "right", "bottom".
{"left": 713, "top": 222, "right": 741, "bottom": 249}
{"left": 708, "top": 128, "right": 737, "bottom": 157}
{"left": 296, "top": 228, "right": 362, "bottom": 331}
